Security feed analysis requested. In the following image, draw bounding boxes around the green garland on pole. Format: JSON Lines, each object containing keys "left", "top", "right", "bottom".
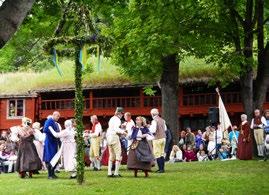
{"left": 75, "top": 43, "right": 85, "bottom": 185}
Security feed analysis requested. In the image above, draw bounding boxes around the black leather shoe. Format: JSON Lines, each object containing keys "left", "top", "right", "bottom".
{"left": 107, "top": 174, "right": 114, "bottom": 177}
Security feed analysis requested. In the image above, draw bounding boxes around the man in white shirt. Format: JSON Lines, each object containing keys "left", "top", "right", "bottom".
{"left": 122, "top": 112, "right": 135, "bottom": 153}
{"left": 251, "top": 109, "right": 267, "bottom": 156}
{"left": 149, "top": 108, "right": 167, "bottom": 173}
{"left": 89, "top": 115, "right": 102, "bottom": 171}
{"left": 106, "top": 107, "right": 127, "bottom": 177}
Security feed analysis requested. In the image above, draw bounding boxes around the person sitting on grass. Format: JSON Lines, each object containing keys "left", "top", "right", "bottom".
{"left": 181, "top": 144, "right": 187, "bottom": 160}
{"left": 169, "top": 145, "right": 183, "bottom": 163}
{"left": 218, "top": 138, "right": 231, "bottom": 160}
{"left": 197, "top": 150, "right": 209, "bottom": 161}
{"left": 0, "top": 143, "right": 15, "bottom": 173}
{"left": 185, "top": 127, "right": 195, "bottom": 149}
{"left": 178, "top": 131, "right": 186, "bottom": 148}
{"left": 228, "top": 125, "right": 239, "bottom": 158}
{"left": 184, "top": 146, "right": 197, "bottom": 162}
{"left": 197, "top": 144, "right": 208, "bottom": 161}
{"left": 195, "top": 130, "right": 203, "bottom": 151}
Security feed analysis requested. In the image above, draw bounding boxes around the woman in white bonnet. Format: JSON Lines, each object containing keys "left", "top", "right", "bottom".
{"left": 49, "top": 119, "right": 77, "bottom": 179}
{"left": 32, "top": 122, "right": 46, "bottom": 170}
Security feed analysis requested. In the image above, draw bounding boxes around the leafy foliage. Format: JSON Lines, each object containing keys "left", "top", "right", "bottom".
{"left": 0, "top": 0, "right": 62, "bottom": 72}
{"left": 88, "top": 0, "right": 229, "bottom": 84}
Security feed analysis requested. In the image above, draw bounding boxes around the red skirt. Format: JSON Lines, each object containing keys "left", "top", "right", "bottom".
{"left": 101, "top": 146, "right": 127, "bottom": 166}
{"left": 237, "top": 135, "right": 252, "bottom": 160}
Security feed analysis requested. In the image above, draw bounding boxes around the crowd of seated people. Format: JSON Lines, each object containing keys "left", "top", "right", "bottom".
{"left": 169, "top": 125, "right": 241, "bottom": 163}
{"left": 0, "top": 131, "right": 18, "bottom": 173}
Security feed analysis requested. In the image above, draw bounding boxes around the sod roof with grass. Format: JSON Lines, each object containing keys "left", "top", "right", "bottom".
{"left": 0, "top": 56, "right": 237, "bottom": 97}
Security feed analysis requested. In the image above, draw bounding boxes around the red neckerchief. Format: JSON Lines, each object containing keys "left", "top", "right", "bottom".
{"left": 254, "top": 116, "right": 262, "bottom": 125}
{"left": 91, "top": 121, "right": 99, "bottom": 133}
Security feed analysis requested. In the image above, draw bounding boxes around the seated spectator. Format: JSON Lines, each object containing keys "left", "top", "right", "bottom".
{"left": 207, "top": 126, "right": 216, "bottom": 160}
{"left": 178, "top": 131, "right": 186, "bottom": 148}
{"left": 181, "top": 144, "right": 187, "bottom": 159}
{"left": 184, "top": 146, "right": 197, "bottom": 162}
{"left": 202, "top": 126, "right": 210, "bottom": 151}
{"left": 196, "top": 143, "right": 208, "bottom": 161}
{"left": 218, "top": 138, "right": 231, "bottom": 160}
{"left": 185, "top": 127, "right": 195, "bottom": 149}
{"left": 0, "top": 131, "right": 8, "bottom": 141}
{"left": 228, "top": 125, "right": 239, "bottom": 158}
{"left": 0, "top": 143, "right": 15, "bottom": 173}
{"left": 169, "top": 145, "right": 183, "bottom": 163}
{"left": 197, "top": 150, "right": 209, "bottom": 161}
{"left": 195, "top": 130, "right": 203, "bottom": 150}
{"left": 197, "top": 143, "right": 205, "bottom": 154}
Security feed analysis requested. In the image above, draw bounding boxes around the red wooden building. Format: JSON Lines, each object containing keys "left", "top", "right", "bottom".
{"left": 0, "top": 82, "right": 269, "bottom": 132}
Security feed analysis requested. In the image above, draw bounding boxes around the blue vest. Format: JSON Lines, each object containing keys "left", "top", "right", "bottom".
{"left": 265, "top": 119, "right": 269, "bottom": 133}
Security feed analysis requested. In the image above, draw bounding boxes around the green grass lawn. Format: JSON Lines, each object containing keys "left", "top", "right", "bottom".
{"left": 0, "top": 160, "right": 268, "bottom": 195}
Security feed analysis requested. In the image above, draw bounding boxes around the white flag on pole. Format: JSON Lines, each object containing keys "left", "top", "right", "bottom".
{"left": 216, "top": 88, "right": 231, "bottom": 139}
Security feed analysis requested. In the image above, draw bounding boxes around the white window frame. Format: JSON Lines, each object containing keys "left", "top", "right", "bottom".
{"left": 6, "top": 99, "right": 25, "bottom": 119}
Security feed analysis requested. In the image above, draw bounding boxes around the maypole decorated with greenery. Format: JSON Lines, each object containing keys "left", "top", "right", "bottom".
{"left": 74, "top": 42, "right": 84, "bottom": 184}
{"left": 43, "top": 1, "right": 104, "bottom": 184}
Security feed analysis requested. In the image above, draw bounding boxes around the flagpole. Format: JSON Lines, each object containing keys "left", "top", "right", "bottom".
{"left": 215, "top": 88, "right": 238, "bottom": 144}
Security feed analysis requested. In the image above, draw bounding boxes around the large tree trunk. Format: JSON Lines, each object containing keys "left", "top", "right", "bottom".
{"left": 240, "top": 0, "right": 255, "bottom": 119}
{"left": 254, "top": 0, "right": 269, "bottom": 110}
{"left": 255, "top": 43, "right": 269, "bottom": 109}
{"left": 160, "top": 54, "right": 179, "bottom": 145}
{"left": 0, "top": 0, "right": 35, "bottom": 48}
{"left": 240, "top": 70, "right": 254, "bottom": 118}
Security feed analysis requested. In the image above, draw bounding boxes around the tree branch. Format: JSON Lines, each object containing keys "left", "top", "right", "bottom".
{"left": 224, "top": 0, "right": 245, "bottom": 27}
{"left": 53, "top": 0, "right": 73, "bottom": 37}
{"left": 252, "top": 0, "right": 258, "bottom": 28}
{"left": 264, "top": 17, "right": 269, "bottom": 25}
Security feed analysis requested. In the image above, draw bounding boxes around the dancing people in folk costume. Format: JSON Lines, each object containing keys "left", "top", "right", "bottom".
{"left": 149, "top": 108, "right": 167, "bottom": 173}
{"left": 122, "top": 112, "right": 135, "bottom": 154}
{"left": 49, "top": 120, "right": 77, "bottom": 179}
{"left": 32, "top": 122, "right": 46, "bottom": 170}
{"left": 127, "top": 116, "right": 154, "bottom": 177}
{"left": 250, "top": 109, "right": 267, "bottom": 157}
{"left": 16, "top": 117, "right": 42, "bottom": 178}
{"left": 237, "top": 114, "right": 253, "bottom": 160}
{"left": 89, "top": 115, "right": 102, "bottom": 171}
{"left": 43, "top": 111, "right": 61, "bottom": 179}
{"left": 106, "top": 107, "right": 127, "bottom": 177}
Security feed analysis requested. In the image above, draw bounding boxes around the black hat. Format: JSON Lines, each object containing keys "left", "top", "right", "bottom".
{"left": 115, "top": 107, "right": 124, "bottom": 114}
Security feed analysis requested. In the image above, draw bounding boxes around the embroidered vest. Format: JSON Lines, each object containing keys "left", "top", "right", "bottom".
{"left": 154, "top": 116, "right": 166, "bottom": 139}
